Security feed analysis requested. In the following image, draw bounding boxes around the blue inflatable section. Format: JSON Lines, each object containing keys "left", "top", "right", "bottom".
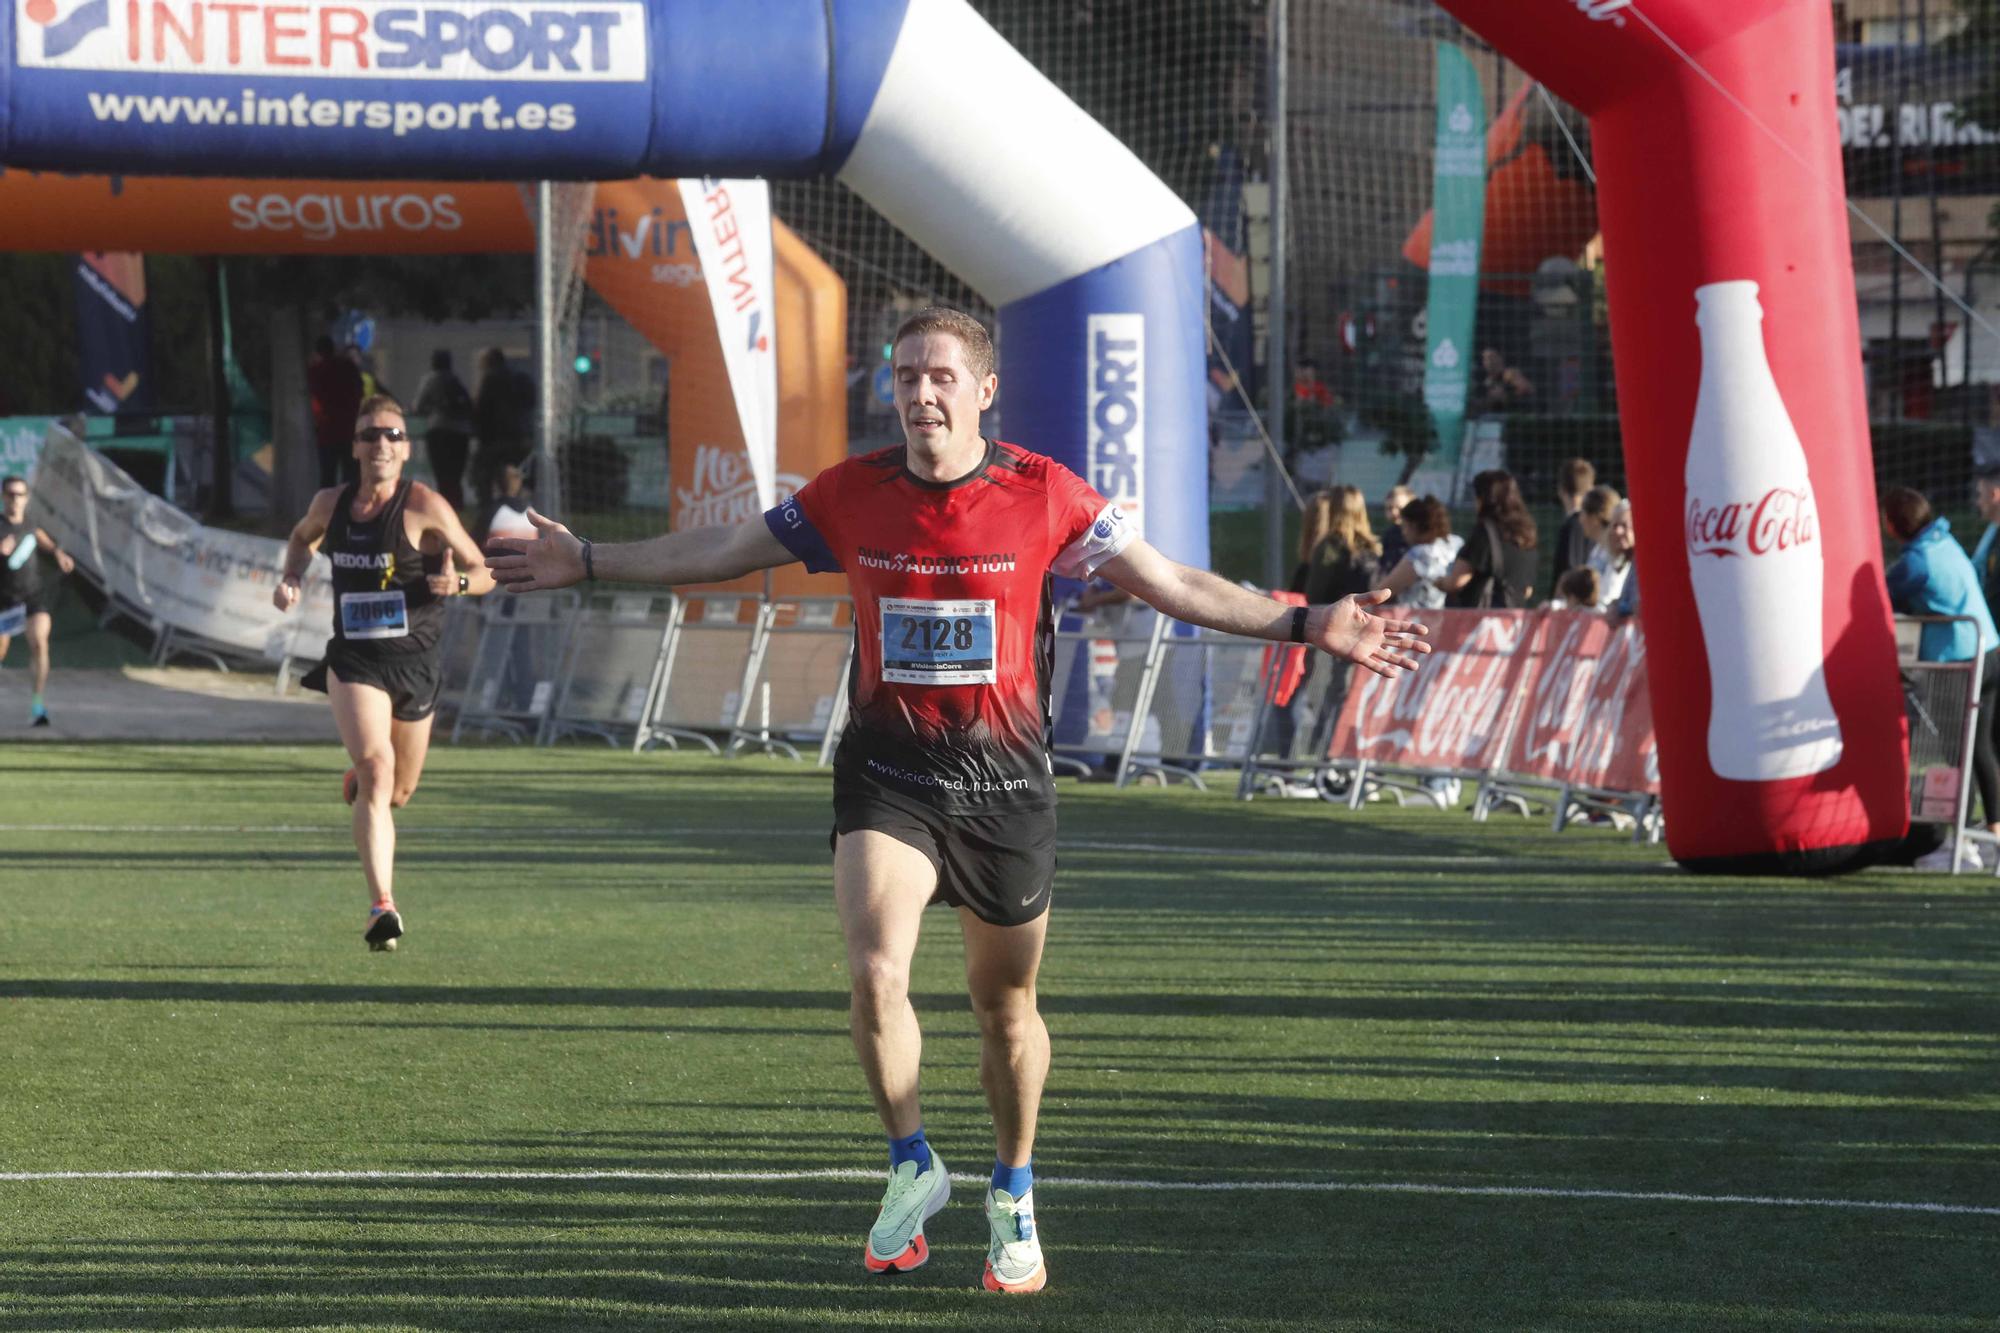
{"left": 999, "top": 225, "right": 1210, "bottom": 570}
{"left": 1, "top": 0, "right": 909, "bottom": 179}
{"left": 1, "top": 0, "right": 1209, "bottom": 567}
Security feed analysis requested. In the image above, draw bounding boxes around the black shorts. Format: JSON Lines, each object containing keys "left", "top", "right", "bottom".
{"left": 0, "top": 594, "right": 50, "bottom": 632}
{"left": 304, "top": 644, "right": 443, "bottom": 723}
{"left": 832, "top": 778, "right": 1058, "bottom": 928}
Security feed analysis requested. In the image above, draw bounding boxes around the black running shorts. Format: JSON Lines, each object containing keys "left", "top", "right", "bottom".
{"left": 304, "top": 644, "right": 444, "bottom": 723}
{"left": 0, "top": 594, "right": 50, "bottom": 629}
{"left": 832, "top": 775, "right": 1058, "bottom": 928}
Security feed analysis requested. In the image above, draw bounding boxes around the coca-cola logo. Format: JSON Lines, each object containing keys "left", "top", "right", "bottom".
{"left": 1685, "top": 487, "right": 1818, "bottom": 558}
{"left": 1347, "top": 616, "right": 1526, "bottom": 763}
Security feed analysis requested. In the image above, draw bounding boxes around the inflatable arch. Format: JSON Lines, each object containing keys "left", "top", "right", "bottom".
{"left": 0, "top": 0, "right": 1908, "bottom": 868}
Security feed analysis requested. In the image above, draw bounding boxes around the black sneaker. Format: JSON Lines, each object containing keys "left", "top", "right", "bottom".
{"left": 364, "top": 907, "right": 403, "bottom": 952}
{"left": 30, "top": 712, "right": 50, "bottom": 728}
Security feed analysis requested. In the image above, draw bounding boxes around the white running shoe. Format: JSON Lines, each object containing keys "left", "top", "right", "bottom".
{"left": 982, "top": 1185, "right": 1047, "bottom": 1294}
{"left": 864, "top": 1149, "right": 950, "bottom": 1274}
{"left": 1915, "top": 841, "right": 1984, "bottom": 873}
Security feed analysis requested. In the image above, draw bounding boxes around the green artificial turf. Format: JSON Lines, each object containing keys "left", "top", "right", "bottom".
{"left": 1, "top": 745, "right": 1996, "bottom": 1331}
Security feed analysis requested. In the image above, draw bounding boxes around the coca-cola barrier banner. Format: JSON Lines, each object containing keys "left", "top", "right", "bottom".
{"left": 1328, "top": 609, "right": 1659, "bottom": 795}
{"left": 1433, "top": 0, "right": 1909, "bottom": 870}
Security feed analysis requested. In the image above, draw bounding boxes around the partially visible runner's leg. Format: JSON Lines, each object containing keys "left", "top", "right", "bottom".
{"left": 836, "top": 830, "right": 951, "bottom": 1273}
{"left": 327, "top": 669, "right": 403, "bottom": 951}
{"left": 962, "top": 906, "right": 1051, "bottom": 1294}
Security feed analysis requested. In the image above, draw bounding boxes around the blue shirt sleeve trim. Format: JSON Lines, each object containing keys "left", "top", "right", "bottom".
{"left": 764, "top": 499, "right": 842, "bottom": 574}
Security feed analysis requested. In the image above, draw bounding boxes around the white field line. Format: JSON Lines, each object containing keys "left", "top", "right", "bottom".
{"left": 0, "top": 1168, "right": 1993, "bottom": 1218}
{"left": 0, "top": 824, "right": 1505, "bottom": 862}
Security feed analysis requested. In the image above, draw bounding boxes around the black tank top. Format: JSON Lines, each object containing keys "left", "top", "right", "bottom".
{"left": 324, "top": 481, "right": 441, "bottom": 654}
{"left": 0, "top": 516, "right": 43, "bottom": 605}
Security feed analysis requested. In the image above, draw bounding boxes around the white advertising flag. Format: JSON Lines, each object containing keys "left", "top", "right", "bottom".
{"left": 678, "top": 177, "right": 778, "bottom": 511}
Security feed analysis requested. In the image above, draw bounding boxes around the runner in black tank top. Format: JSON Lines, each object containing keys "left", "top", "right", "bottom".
{"left": 321, "top": 479, "right": 444, "bottom": 659}
{"left": 0, "top": 475, "right": 76, "bottom": 727}
{"left": 274, "top": 394, "right": 498, "bottom": 951}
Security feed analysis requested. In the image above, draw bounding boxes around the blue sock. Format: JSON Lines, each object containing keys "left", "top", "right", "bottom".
{"left": 992, "top": 1158, "right": 1033, "bottom": 1198}
{"left": 889, "top": 1128, "right": 930, "bottom": 1173}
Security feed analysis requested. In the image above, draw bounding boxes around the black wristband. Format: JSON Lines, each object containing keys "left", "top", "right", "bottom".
{"left": 1290, "top": 605, "right": 1309, "bottom": 644}
{"left": 581, "top": 539, "right": 596, "bottom": 582}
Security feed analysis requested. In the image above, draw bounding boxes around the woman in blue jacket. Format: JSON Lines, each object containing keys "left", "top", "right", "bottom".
{"left": 1884, "top": 486, "right": 2000, "bottom": 865}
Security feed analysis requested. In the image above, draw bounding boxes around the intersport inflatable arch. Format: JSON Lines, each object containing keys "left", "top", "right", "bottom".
{"left": 0, "top": 0, "right": 1909, "bottom": 870}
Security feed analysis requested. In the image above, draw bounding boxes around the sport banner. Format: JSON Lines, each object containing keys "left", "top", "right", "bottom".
{"left": 1419, "top": 43, "right": 1486, "bottom": 470}
{"left": 677, "top": 177, "right": 777, "bottom": 512}
{"left": 1327, "top": 610, "right": 1536, "bottom": 775}
{"left": 1502, "top": 609, "right": 1661, "bottom": 795}
{"left": 30, "top": 427, "right": 333, "bottom": 661}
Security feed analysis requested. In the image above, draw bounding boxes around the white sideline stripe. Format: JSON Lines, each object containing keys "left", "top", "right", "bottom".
{"left": 0, "top": 824, "right": 1503, "bottom": 863}
{"left": 0, "top": 1169, "right": 1992, "bottom": 1218}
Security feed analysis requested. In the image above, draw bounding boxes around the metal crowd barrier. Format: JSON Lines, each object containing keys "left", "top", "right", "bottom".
{"left": 1899, "top": 614, "right": 1989, "bottom": 875}
{"left": 728, "top": 596, "right": 854, "bottom": 761}
{"left": 542, "top": 592, "right": 680, "bottom": 747}
{"left": 1048, "top": 601, "right": 1169, "bottom": 783}
{"left": 634, "top": 592, "right": 763, "bottom": 755}
{"left": 1234, "top": 658, "right": 1356, "bottom": 800}
{"left": 1123, "top": 627, "right": 1273, "bottom": 790}
{"left": 450, "top": 590, "right": 581, "bottom": 743}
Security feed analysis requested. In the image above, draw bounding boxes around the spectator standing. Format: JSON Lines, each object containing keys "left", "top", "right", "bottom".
{"left": 1550, "top": 567, "right": 1600, "bottom": 611}
{"left": 1550, "top": 457, "right": 1596, "bottom": 585}
{"left": 1477, "top": 347, "right": 1534, "bottom": 411}
{"left": 307, "top": 335, "right": 365, "bottom": 488}
{"left": 1966, "top": 463, "right": 2000, "bottom": 631}
{"left": 1606, "top": 500, "right": 1641, "bottom": 621}
{"left": 1442, "top": 469, "right": 1538, "bottom": 608}
{"left": 473, "top": 463, "right": 536, "bottom": 544}
{"left": 473, "top": 347, "right": 531, "bottom": 501}
{"left": 414, "top": 349, "right": 476, "bottom": 513}
{"left": 1378, "top": 495, "right": 1462, "bottom": 610}
{"left": 1292, "top": 486, "right": 1382, "bottom": 604}
{"left": 1882, "top": 486, "right": 2000, "bottom": 868}
{"left": 1588, "top": 493, "right": 1634, "bottom": 610}
{"left": 1378, "top": 484, "right": 1414, "bottom": 573}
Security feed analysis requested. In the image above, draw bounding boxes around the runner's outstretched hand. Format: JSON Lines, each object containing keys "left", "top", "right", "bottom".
{"left": 1311, "top": 588, "right": 1431, "bottom": 679}
{"left": 485, "top": 508, "right": 586, "bottom": 594}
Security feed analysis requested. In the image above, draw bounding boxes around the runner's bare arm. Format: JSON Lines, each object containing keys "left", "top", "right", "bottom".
{"left": 409, "top": 485, "right": 498, "bottom": 596}
{"left": 484, "top": 508, "right": 795, "bottom": 593}
{"left": 273, "top": 488, "right": 338, "bottom": 611}
{"left": 32, "top": 527, "right": 74, "bottom": 575}
{"left": 1096, "top": 538, "right": 1431, "bottom": 679}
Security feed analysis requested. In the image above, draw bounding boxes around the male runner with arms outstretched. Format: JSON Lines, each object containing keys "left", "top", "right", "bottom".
{"left": 487, "top": 308, "right": 1430, "bottom": 1292}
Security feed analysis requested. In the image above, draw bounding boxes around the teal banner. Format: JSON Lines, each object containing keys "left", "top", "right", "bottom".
{"left": 1421, "top": 44, "right": 1487, "bottom": 470}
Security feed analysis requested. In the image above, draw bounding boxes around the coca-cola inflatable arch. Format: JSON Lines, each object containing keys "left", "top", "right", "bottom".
{"left": 1437, "top": 0, "right": 1907, "bottom": 871}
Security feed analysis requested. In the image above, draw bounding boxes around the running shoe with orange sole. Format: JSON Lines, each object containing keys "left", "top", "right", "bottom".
{"left": 982, "top": 1185, "right": 1047, "bottom": 1293}
{"left": 864, "top": 1148, "right": 950, "bottom": 1274}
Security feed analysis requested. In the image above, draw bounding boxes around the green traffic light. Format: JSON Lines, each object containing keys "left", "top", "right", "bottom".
{"left": 574, "top": 353, "right": 594, "bottom": 374}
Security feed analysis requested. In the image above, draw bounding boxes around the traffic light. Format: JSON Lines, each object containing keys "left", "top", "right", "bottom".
{"left": 574, "top": 351, "right": 596, "bottom": 376}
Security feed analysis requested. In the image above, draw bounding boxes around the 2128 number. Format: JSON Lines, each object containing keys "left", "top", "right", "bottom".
{"left": 901, "top": 616, "right": 974, "bottom": 652}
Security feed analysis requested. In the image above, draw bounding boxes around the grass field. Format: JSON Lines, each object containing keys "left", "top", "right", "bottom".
{"left": 2, "top": 744, "right": 1997, "bottom": 1331}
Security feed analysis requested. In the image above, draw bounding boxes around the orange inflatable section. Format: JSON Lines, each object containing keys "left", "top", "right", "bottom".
{"left": 0, "top": 172, "right": 846, "bottom": 596}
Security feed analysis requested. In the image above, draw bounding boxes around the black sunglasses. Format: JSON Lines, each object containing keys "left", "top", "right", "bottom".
{"left": 354, "top": 426, "right": 408, "bottom": 443}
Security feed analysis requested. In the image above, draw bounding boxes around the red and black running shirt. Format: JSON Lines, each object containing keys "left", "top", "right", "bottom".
{"left": 764, "top": 439, "right": 1135, "bottom": 812}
